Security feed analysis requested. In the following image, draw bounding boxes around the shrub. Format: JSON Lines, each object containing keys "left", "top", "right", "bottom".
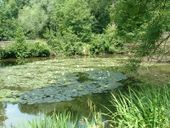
{"left": 0, "top": 43, "right": 26, "bottom": 59}
{"left": 0, "top": 43, "right": 23, "bottom": 59}
{"left": 90, "top": 34, "right": 106, "bottom": 54}
{"left": 48, "top": 31, "right": 83, "bottom": 56}
{"left": 89, "top": 24, "right": 124, "bottom": 55}
{"left": 27, "top": 41, "right": 51, "bottom": 57}
{"left": 0, "top": 41, "right": 51, "bottom": 59}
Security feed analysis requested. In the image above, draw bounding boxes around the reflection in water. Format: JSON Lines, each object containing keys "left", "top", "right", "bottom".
{"left": 0, "top": 102, "right": 6, "bottom": 127}
{"left": 0, "top": 57, "right": 51, "bottom": 67}
{"left": 20, "top": 93, "right": 111, "bottom": 115}
{"left": 0, "top": 56, "right": 169, "bottom": 128}
{"left": 2, "top": 103, "right": 43, "bottom": 128}
{"left": 0, "top": 93, "right": 112, "bottom": 128}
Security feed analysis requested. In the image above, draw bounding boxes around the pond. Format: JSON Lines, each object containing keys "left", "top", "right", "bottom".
{"left": 0, "top": 56, "right": 169, "bottom": 128}
{"left": 0, "top": 56, "right": 127, "bottom": 127}
{"left": 0, "top": 93, "right": 113, "bottom": 128}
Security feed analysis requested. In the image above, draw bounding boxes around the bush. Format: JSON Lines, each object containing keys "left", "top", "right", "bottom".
{"left": 0, "top": 43, "right": 24, "bottom": 59}
{"left": 0, "top": 43, "right": 23, "bottom": 59}
{"left": 90, "top": 34, "right": 106, "bottom": 54}
{"left": 27, "top": 41, "right": 51, "bottom": 57}
{"left": 0, "top": 41, "right": 51, "bottom": 59}
{"left": 89, "top": 25, "right": 123, "bottom": 55}
{"left": 48, "top": 31, "right": 83, "bottom": 56}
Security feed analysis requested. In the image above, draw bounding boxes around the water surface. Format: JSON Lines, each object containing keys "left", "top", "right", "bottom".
{"left": 0, "top": 57, "right": 169, "bottom": 128}
{"left": 0, "top": 93, "right": 112, "bottom": 128}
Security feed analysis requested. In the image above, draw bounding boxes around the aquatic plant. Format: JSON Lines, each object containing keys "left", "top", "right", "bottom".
{"left": 0, "top": 57, "right": 125, "bottom": 102}
{"left": 26, "top": 111, "right": 104, "bottom": 128}
{"left": 26, "top": 112, "right": 76, "bottom": 128}
{"left": 19, "top": 84, "right": 170, "bottom": 128}
{"left": 26, "top": 99, "right": 105, "bottom": 128}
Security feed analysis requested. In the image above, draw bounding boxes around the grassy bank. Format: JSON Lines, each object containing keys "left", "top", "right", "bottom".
{"left": 110, "top": 84, "right": 170, "bottom": 128}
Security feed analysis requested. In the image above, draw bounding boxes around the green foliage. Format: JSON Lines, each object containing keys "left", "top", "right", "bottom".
{"left": 18, "top": 4, "right": 48, "bottom": 38}
{"left": 113, "top": 0, "right": 170, "bottom": 71}
{"left": 15, "top": 27, "right": 26, "bottom": 44}
{"left": 1, "top": 0, "right": 168, "bottom": 57}
{"left": 0, "top": 44, "right": 17, "bottom": 59}
{"left": 49, "top": 0, "right": 93, "bottom": 42}
{"left": 47, "top": 31, "right": 83, "bottom": 56}
{"left": 90, "top": 34, "right": 106, "bottom": 54}
{"left": 26, "top": 112, "right": 104, "bottom": 128}
{"left": 90, "top": 24, "right": 123, "bottom": 55}
{"left": 0, "top": 41, "right": 51, "bottom": 59}
{"left": 109, "top": 84, "right": 170, "bottom": 128}
{"left": 42, "top": 0, "right": 101, "bottom": 56}
{"left": 28, "top": 41, "right": 51, "bottom": 57}
{"left": 44, "top": 0, "right": 97, "bottom": 56}
{"left": 87, "top": 0, "right": 112, "bottom": 33}
{"left": 0, "top": 38, "right": 29, "bottom": 59}
{"left": 26, "top": 112, "right": 77, "bottom": 128}
{"left": 0, "top": 0, "right": 18, "bottom": 40}
{"left": 113, "top": 0, "right": 170, "bottom": 56}
{"left": 137, "top": 16, "right": 167, "bottom": 57}
{"left": 103, "top": 24, "right": 124, "bottom": 53}
{"left": 0, "top": 0, "right": 117, "bottom": 56}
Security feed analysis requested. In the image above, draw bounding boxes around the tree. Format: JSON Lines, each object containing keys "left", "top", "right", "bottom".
{"left": 113, "top": 0, "right": 170, "bottom": 57}
{"left": 87, "top": 0, "right": 113, "bottom": 33}
{"left": 18, "top": 3, "right": 48, "bottom": 38}
{"left": 49, "top": 0, "right": 93, "bottom": 42}
{"left": 0, "top": 0, "right": 18, "bottom": 40}
{"left": 113, "top": 0, "right": 170, "bottom": 71}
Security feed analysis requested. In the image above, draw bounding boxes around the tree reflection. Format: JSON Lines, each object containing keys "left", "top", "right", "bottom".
{"left": 0, "top": 102, "right": 7, "bottom": 127}
{"left": 18, "top": 93, "right": 111, "bottom": 120}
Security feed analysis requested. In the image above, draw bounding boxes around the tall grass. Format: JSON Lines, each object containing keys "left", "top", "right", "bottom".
{"left": 26, "top": 112, "right": 104, "bottom": 128}
{"left": 109, "top": 84, "right": 170, "bottom": 128}
{"left": 27, "top": 100, "right": 104, "bottom": 128}
{"left": 25, "top": 112, "right": 76, "bottom": 128}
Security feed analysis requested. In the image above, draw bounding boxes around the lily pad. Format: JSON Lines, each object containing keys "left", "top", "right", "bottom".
{"left": 20, "top": 70, "right": 127, "bottom": 104}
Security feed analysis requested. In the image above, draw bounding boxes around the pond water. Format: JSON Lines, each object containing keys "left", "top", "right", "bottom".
{"left": 0, "top": 103, "right": 43, "bottom": 128}
{"left": 0, "top": 56, "right": 126, "bottom": 128}
{"left": 0, "top": 57, "right": 169, "bottom": 128}
{"left": 0, "top": 92, "right": 113, "bottom": 128}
